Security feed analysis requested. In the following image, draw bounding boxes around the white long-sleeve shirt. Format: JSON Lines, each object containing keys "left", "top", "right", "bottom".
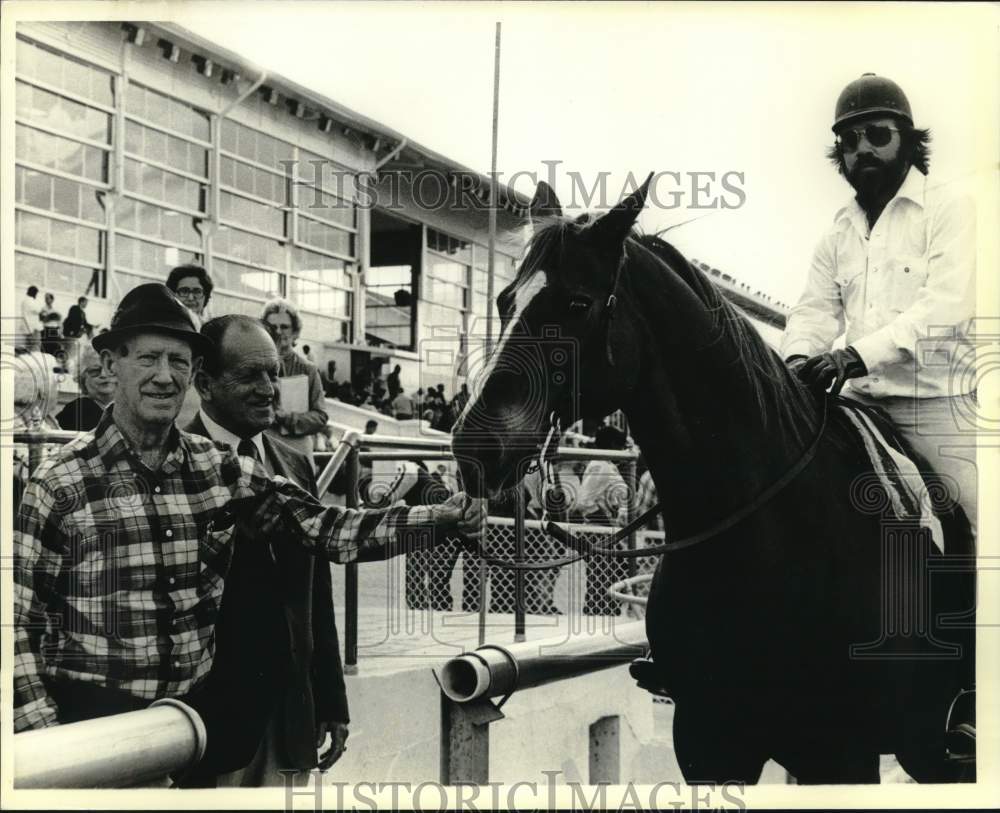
{"left": 780, "top": 168, "right": 977, "bottom": 399}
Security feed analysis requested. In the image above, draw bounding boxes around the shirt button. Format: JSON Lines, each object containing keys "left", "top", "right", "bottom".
{"left": 154, "top": 486, "right": 161, "bottom": 494}
{"left": 873, "top": 377, "right": 880, "bottom": 383}
{"left": 168, "top": 576, "right": 176, "bottom": 585}
{"left": 165, "top": 529, "right": 173, "bottom": 538}
{"left": 173, "top": 660, "right": 181, "bottom": 668}
{"left": 904, "top": 267, "right": 910, "bottom": 273}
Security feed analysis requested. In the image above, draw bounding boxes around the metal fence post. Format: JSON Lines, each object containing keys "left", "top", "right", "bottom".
{"left": 439, "top": 694, "right": 504, "bottom": 785}
{"left": 514, "top": 485, "right": 526, "bottom": 643}
{"left": 624, "top": 458, "right": 637, "bottom": 580}
{"left": 345, "top": 445, "right": 360, "bottom": 673}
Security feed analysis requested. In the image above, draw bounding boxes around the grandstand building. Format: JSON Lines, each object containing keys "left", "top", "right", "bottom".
{"left": 13, "top": 21, "right": 788, "bottom": 393}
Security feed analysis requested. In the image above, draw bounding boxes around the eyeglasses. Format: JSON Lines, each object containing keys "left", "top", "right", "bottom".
{"left": 176, "top": 287, "right": 205, "bottom": 298}
{"left": 836, "top": 124, "right": 900, "bottom": 152}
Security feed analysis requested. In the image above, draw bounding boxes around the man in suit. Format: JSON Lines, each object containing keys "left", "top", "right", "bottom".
{"left": 183, "top": 314, "right": 348, "bottom": 786}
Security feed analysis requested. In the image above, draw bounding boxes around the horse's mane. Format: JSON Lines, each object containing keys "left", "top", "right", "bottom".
{"left": 645, "top": 234, "right": 821, "bottom": 440}
{"left": 520, "top": 217, "right": 819, "bottom": 444}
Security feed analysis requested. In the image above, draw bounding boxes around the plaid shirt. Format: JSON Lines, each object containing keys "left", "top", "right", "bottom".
{"left": 14, "top": 407, "right": 429, "bottom": 732}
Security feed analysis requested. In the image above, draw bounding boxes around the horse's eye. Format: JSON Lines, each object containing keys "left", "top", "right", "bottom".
{"left": 567, "top": 297, "right": 592, "bottom": 315}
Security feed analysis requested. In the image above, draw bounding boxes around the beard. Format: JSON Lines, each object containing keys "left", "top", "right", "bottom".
{"left": 847, "top": 151, "right": 909, "bottom": 206}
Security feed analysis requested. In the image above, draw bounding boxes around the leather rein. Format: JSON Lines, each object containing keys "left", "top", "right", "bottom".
{"left": 459, "top": 397, "right": 827, "bottom": 571}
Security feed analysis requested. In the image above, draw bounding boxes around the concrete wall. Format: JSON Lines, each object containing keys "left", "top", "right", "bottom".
{"left": 326, "top": 663, "right": 682, "bottom": 786}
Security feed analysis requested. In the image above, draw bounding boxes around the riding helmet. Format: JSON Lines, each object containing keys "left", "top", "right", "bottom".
{"left": 833, "top": 73, "right": 913, "bottom": 131}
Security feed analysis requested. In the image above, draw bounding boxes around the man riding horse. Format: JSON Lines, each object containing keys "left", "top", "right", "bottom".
{"left": 782, "top": 73, "right": 978, "bottom": 536}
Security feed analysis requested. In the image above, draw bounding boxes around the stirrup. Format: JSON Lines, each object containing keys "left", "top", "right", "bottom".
{"left": 629, "top": 653, "right": 671, "bottom": 699}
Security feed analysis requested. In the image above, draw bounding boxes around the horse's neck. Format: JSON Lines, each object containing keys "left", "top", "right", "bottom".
{"left": 621, "top": 265, "right": 809, "bottom": 534}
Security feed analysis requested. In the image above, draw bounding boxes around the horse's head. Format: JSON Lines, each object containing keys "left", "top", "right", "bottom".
{"left": 453, "top": 175, "right": 652, "bottom": 497}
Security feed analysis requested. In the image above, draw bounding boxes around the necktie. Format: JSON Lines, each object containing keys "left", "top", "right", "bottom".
{"left": 235, "top": 438, "right": 276, "bottom": 561}
{"left": 237, "top": 438, "right": 259, "bottom": 462}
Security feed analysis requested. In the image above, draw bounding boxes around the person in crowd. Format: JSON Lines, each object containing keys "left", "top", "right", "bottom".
{"left": 14, "top": 283, "right": 484, "bottom": 743}
{"left": 386, "top": 364, "right": 402, "bottom": 400}
{"left": 38, "top": 293, "right": 64, "bottom": 361}
{"left": 301, "top": 344, "right": 318, "bottom": 366}
{"left": 261, "top": 298, "right": 329, "bottom": 462}
{"left": 364, "top": 419, "right": 379, "bottom": 435}
{"left": 781, "top": 73, "right": 978, "bottom": 535}
{"left": 11, "top": 350, "right": 63, "bottom": 515}
{"left": 55, "top": 345, "right": 116, "bottom": 432}
{"left": 20, "top": 285, "right": 42, "bottom": 351}
{"left": 392, "top": 387, "right": 416, "bottom": 420}
{"left": 181, "top": 315, "right": 347, "bottom": 786}
{"left": 574, "top": 425, "right": 630, "bottom": 615}
{"left": 165, "top": 263, "right": 214, "bottom": 329}
{"left": 452, "top": 383, "right": 471, "bottom": 418}
{"left": 62, "top": 296, "right": 94, "bottom": 340}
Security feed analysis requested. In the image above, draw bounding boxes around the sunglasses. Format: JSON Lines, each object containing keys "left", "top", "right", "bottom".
{"left": 836, "top": 124, "right": 900, "bottom": 152}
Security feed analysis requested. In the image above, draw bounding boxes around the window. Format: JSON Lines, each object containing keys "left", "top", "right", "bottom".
{"left": 17, "top": 251, "right": 104, "bottom": 298}
{"left": 16, "top": 210, "right": 103, "bottom": 264}
{"left": 124, "top": 158, "right": 205, "bottom": 212}
{"left": 116, "top": 235, "right": 201, "bottom": 276}
{"left": 16, "top": 166, "right": 106, "bottom": 224}
{"left": 126, "top": 83, "right": 210, "bottom": 142}
{"left": 213, "top": 258, "right": 283, "bottom": 301}
{"left": 16, "top": 38, "right": 114, "bottom": 107}
{"left": 117, "top": 198, "right": 202, "bottom": 248}
{"left": 125, "top": 121, "right": 209, "bottom": 177}
{"left": 297, "top": 216, "right": 353, "bottom": 256}
{"left": 213, "top": 227, "right": 285, "bottom": 270}
{"left": 220, "top": 191, "right": 285, "bottom": 237}
{"left": 16, "top": 123, "right": 109, "bottom": 183}
{"left": 16, "top": 81, "right": 112, "bottom": 143}
{"left": 221, "top": 119, "right": 294, "bottom": 168}
{"left": 219, "top": 156, "right": 288, "bottom": 204}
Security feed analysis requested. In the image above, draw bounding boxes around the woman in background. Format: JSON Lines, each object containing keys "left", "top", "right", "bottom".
{"left": 56, "top": 345, "right": 116, "bottom": 431}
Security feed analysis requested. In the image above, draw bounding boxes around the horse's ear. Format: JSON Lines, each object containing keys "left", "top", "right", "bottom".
{"left": 590, "top": 172, "right": 654, "bottom": 247}
{"left": 530, "top": 180, "right": 563, "bottom": 221}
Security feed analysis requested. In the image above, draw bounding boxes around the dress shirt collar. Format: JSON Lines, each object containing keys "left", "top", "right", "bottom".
{"left": 834, "top": 165, "right": 927, "bottom": 232}
{"left": 198, "top": 408, "right": 266, "bottom": 461}
{"left": 97, "top": 404, "right": 185, "bottom": 473}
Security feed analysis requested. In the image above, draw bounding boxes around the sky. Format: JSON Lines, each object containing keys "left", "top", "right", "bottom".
{"left": 72, "top": 3, "right": 1000, "bottom": 304}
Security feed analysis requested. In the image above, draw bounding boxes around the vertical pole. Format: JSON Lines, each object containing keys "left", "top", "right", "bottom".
{"left": 514, "top": 485, "right": 526, "bottom": 643}
{"left": 344, "top": 446, "right": 360, "bottom": 673}
{"left": 485, "top": 21, "right": 501, "bottom": 357}
{"left": 440, "top": 695, "right": 503, "bottom": 785}
{"left": 479, "top": 20, "right": 502, "bottom": 649}
{"left": 477, "top": 527, "right": 488, "bottom": 647}
{"left": 625, "top": 458, "right": 638, "bottom": 581}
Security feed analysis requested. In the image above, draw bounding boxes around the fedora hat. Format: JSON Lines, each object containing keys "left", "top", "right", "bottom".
{"left": 92, "top": 283, "right": 213, "bottom": 357}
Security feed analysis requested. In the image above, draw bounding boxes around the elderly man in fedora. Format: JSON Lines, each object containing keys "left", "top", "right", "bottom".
{"left": 14, "top": 283, "right": 485, "bottom": 749}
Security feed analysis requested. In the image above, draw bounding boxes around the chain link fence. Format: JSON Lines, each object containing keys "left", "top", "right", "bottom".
{"left": 400, "top": 520, "right": 663, "bottom": 618}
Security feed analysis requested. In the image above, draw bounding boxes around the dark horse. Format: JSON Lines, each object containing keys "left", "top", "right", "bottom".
{"left": 452, "top": 176, "right": 975, "bottom": 784}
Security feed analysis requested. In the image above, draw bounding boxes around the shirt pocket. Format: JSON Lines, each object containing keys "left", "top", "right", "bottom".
{"left": 835, "top": 259, "right": 866, "bottom": 312}
{"left": 886, "top": 255, "right": 928, "bottom": 312}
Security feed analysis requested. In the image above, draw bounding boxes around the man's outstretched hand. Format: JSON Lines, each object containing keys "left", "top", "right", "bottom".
{"left": 793, "top": 346, "right": 868, "bottom": 396}
{"left": 434, "top": 493, "right": 487, "bottom": 540}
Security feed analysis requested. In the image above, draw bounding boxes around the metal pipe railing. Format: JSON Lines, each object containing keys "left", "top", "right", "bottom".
{"left": 13, "top": 698, "right": 206, "bottom": 788}
{"left": 436, "top": 621, "right": 648, "bottom": 704}
{"left": 316, "top": 430, "right": 359, "bottom": 495}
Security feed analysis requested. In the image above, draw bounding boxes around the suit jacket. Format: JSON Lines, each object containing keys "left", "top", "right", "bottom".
{"left": 181, "top": 414, "right": 348, "bottom": 779}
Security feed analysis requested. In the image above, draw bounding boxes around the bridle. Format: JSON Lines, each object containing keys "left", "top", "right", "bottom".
{"left": 459, "top": 246, "right": 828, "bottom": 570}
{"left": 459, "top": 397, "right": 829, "bottom": 572}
